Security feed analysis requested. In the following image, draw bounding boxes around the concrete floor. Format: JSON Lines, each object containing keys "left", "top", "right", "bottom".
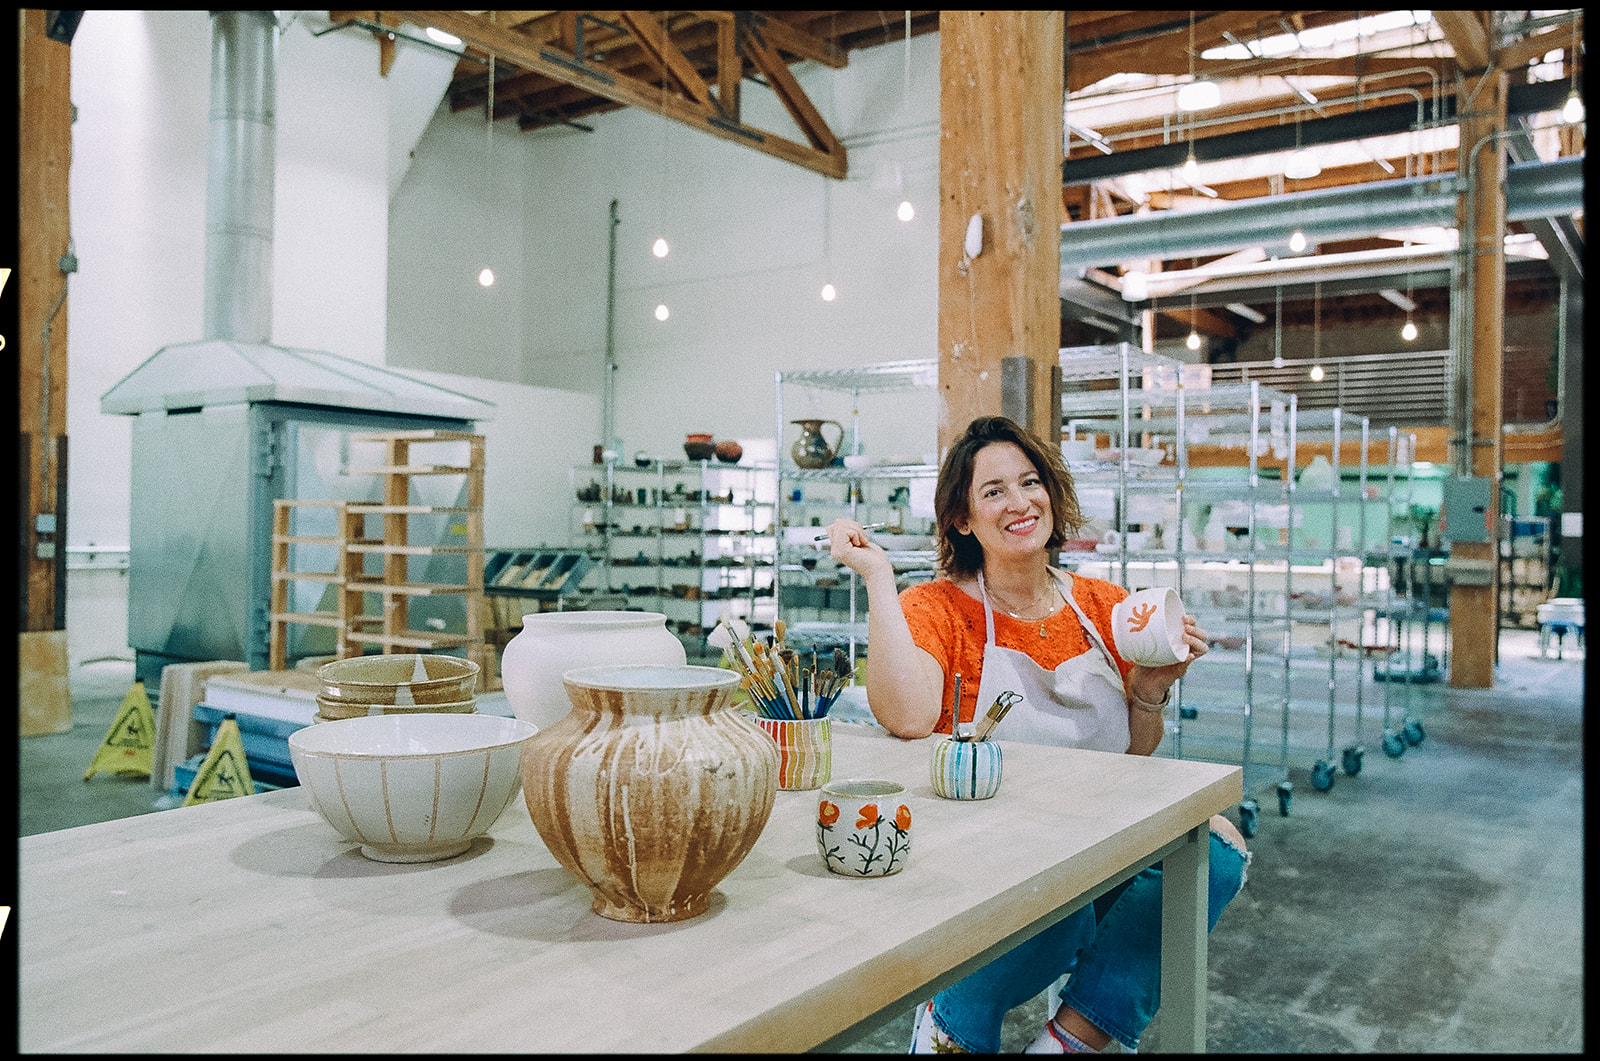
{"left": 19, "top": 629, "right": 1584, "bottom": 1052}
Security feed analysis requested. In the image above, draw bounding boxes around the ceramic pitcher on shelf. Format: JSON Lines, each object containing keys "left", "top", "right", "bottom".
{"left": 791, "top": 419, "right": 844, "bottom": 469}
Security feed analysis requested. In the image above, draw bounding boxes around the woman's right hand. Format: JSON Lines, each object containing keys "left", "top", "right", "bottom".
{"left": 825, "top": 517, "right": 893, "bottom": 581}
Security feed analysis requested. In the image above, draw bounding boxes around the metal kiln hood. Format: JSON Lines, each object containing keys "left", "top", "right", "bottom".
{"left": 99, "top": 339, "right": 496, "bottom": 421}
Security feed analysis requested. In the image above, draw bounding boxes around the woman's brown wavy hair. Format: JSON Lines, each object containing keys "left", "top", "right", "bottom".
{"left": 933, "top": 415, "right": 1084, "bottom": 578}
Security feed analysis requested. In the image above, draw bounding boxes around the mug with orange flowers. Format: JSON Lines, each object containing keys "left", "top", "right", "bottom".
{"left": 816, "top": 778, "right": 912, "bottom": 877}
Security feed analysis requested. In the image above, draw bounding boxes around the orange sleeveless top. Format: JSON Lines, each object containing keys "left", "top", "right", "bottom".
{"left": 900, "top": 573, "right": 1134, "bottom": 734}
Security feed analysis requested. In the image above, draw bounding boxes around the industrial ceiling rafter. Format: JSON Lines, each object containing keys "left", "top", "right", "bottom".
{"left": 382, "top": 9, "right": 873, "bottom": 178}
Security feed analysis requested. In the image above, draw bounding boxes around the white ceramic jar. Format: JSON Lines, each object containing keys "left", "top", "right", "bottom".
{"left": 499, "top": 611, "right": 685, "bottom": 729}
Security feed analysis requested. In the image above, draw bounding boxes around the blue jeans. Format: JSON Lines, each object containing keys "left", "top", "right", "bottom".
{"left": 930, "top": 829, "right": 1250, "bottom": 1052}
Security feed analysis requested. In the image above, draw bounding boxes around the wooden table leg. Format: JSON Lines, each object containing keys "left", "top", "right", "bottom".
{"left": 1158, "top": 823, "right": 1209, "bottom": 1052}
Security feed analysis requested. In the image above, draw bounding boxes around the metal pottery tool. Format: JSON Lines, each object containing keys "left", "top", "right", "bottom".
{"left": 973, "top": 691, "right": 1022, "bottom": 742}
{"left": 812, "top": 522, "right": 888, "bottom": 542}
{"left": 951, "top": 673, "right": 965, "bottom": 741}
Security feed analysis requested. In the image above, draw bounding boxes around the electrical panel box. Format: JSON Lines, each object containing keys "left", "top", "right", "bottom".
{"left": 1440, "top": 477, "right": 1492, "bottom": 544}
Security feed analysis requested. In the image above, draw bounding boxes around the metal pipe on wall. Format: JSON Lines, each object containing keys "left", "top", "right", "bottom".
{"left": 202, "top": 10, "right": 278, "bottom": 344}
{"left": 1058, "top": 155, "right": 1583, "bottom": 274}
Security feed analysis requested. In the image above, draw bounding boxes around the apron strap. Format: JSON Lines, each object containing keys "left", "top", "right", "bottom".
{"left": 1051, "top": 570, "right": 1124, "bottom": 678}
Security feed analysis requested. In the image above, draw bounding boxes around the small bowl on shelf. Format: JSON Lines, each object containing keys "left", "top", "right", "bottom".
{"left": 842, "top": 454, "right": 872, "bottom": 471}
{"left": 684, "top": 433, "right": 716, "bottom": 461}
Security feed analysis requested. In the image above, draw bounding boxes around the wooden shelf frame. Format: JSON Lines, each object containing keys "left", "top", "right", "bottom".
{"left": 342, "top": 430, "right": 491, "bottom": 686}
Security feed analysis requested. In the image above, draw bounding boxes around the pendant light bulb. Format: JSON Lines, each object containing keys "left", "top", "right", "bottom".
{"left": 1402, "top": 318, "right": 1418, "bottom": 342}
{"left": 1186, "top": 330, "right": 1201, "bottom": 351}
{"left": 897, "top": 199, "right": 915, "bottom": 222}
{"left": 1289, "top": 229, "right": 1308, "bottom": 254}
{"left": 1563, "top": 90, "right": 1585, "bottom": 124}
{"left": 1309, "top": 364, "right": 1325, "bottom": 382}
{"left": 1183, "top": 153, "right": 1200, "bottom": 183}
{"left": 478, "top": 267, "right": 495, "bottom": 287}
{"left": 652, "top": 236, "right": 670, "bottom": 258}
{"left": 654, "top": 303, "right": 670, "bottom": 322}
{"left": 820, "top": 282, "right": 837, "bottom": 302}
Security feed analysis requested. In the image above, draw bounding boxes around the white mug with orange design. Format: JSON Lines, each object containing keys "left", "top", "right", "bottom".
{"left": 1110, "top": 586, "right": 1190, "bottom": 667}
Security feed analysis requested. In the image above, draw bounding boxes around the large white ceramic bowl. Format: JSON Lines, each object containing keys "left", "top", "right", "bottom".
{"left": 288, "top": 713, "right": 537, "bottom": 863}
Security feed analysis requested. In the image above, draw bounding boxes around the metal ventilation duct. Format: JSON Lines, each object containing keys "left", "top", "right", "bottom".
{"left": 1058, "top": 155, "right": 1585, "bottom": 274}
{"left": 104, "top": 11, "right": 493, "bottom": 682}
{"left": 203, "top": 10, "right": 276, "bottom": 343}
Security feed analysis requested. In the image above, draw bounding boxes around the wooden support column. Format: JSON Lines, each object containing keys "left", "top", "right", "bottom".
{"left": 937, "top": 11, "right": 1064, "bottom": 453}
{"left": 1449, "top": 65, "right": 1509, "bottom": 688}
{"left": 19, "top": 8, "right": 75, "bottom": 734}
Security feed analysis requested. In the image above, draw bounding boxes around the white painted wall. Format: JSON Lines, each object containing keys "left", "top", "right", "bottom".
{"left": 64, "top": 13, "right": 942, "bottom": 673}
{"left": 387, "top": 32, "right": 944, "bottom": 460}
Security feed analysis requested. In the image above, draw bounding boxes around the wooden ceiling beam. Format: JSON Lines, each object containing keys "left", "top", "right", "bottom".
{"left": 1434, "top": 9, "right": 1491, "bottom": 72}
{"left": 618, "top": 9, "right": 718, "bottom": 112}
{"left": 399, "top": 10, "right": 846, "bottom": 178}
{"left": 1495, "top": 15, "right": 1583, "bottom": 73}
{"left": 742, "top": 18, "right": 844, "bottom": 157}
{"left": 743, "top": 11, "right": 847, "bottom": 69}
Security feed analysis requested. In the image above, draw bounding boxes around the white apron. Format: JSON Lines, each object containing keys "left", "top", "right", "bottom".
{"left": 969, "top": 569, "right": 1130, "bottom": 753}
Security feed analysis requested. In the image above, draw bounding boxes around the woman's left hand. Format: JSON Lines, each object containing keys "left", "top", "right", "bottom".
{"left": 1128, "top": 613, "right": 1208, "bottom": 701}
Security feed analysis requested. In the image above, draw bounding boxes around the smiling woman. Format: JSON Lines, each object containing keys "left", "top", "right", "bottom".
{"left": 820, "top": 414, "right": 1244, "bottom": 1054}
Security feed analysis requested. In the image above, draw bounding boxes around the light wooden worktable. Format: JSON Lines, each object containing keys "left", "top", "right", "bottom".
{"left": 19, "top": 721, "right": 1241, "bottom": 1053}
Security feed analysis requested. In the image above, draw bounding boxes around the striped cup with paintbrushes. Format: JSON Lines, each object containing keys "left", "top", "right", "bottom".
{"left": 711, "top": 610, "right": 849, "bottom": 721}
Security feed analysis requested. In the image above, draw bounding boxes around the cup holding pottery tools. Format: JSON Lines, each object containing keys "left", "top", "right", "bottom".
{"left": 1110, "top": 587, "right": 1191, "bottom": 667}
{"left": 931, "top": 737, "right": 1003, "bottom": 800}
{"left": 816, "top": 778, "right": 912, "bottom": 877}
{"left": 931, "top": 689, "right": 1017, "bottom": 800}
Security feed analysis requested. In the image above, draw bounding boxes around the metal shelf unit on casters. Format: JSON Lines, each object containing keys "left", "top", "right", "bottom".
{"left": 342, "top": 430, "right": 490, "bottom": 682}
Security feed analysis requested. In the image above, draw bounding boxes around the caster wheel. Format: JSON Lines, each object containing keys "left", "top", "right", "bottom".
{"left": 1277, "top": 780, "right": 1293, "bottom": 817}
{"left": 1341, "top": 745, "right": 1364, "bottom": 777}
{"left": 1402, "top": 719, "right": 1426, "bottom": 746}
{"left": 1382, "top": 731, "right": 1406, "bottom": 758}
{"left": 1311, "top": 760, "right": 1336, "bottom": 792}
{"left": 1238, "top": 799, "right": 1259, "bottom": 838}
{"left": 1179, "top": 705, "right": 1198, "bottom": 721}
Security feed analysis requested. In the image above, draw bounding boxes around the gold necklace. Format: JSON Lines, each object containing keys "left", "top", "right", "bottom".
{"left": 986, "top": 578, "right": 1061, "bottom": 638}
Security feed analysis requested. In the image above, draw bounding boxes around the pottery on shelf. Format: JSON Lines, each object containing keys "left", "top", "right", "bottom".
{"left": 684, "top": 433, "right": 716, "bottom": 461}
{"left": 713, "top": 438, "right": 743, "bottom": 464}
{"left": 499, "top": 611, "right": 685, "bottom": 730}
{"left": 791, "top": 419, "right": 844, "bottom": 469}
{"left": 521, "top": 664, "right": 780, "bottom": 923}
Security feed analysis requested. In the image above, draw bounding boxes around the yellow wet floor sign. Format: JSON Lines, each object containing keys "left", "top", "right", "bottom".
{"left": 182, "top": 717, "right": 256, "bottom": 805}
{"left": 84, "top": 682, "right": 156, "bottom": 780}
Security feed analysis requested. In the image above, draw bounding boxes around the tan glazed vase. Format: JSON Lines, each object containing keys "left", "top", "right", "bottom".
{"left": 521, "top": 664, "right": 780, "bottom": 923}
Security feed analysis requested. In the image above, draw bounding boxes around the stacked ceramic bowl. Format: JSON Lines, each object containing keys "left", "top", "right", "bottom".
{"left": 313, "top": 653, "right": 480, "bottom": 722}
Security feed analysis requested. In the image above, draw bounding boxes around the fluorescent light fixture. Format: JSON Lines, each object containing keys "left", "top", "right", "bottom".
{"left": 425, "top": 27, "right": 462, "bottom": 47}
{"left": 1284, "top": 149, "right": 1322, "bottom": 180}
{"left": 1378, "top": 288, "right": 1417, "bottom": 312}
{"left": 1226, "top": 302, "right": 1267, "bottom": 323}
{"left": 1176, "top": 80, "right": 1221, "bottom": 111}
